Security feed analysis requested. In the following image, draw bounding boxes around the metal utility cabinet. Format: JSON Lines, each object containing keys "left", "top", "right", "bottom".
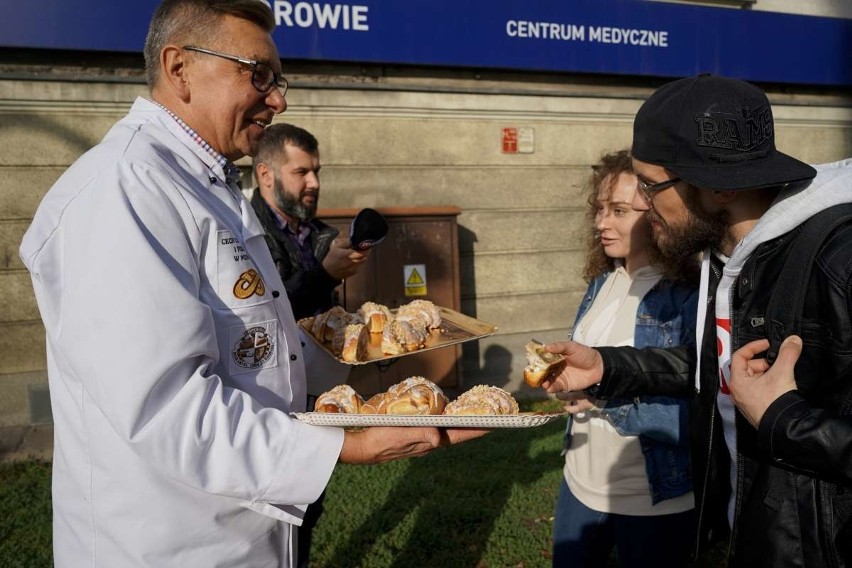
{"left": 319, "top": 206, "right": 462, "bottom": 394}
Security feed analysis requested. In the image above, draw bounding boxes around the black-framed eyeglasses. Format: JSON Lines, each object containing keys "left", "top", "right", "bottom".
{"left": 183, "top": 46, "right": 288, "bottom": 96}
{"left": 637, "top": 176, "right": 680, "bottom": 204}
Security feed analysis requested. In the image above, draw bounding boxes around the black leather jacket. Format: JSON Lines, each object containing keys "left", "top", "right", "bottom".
{"left": 592, "top": 219, "right": 852, "bottom": 568}
{"left": 250, "top": 190, "right": 340, "bottom": 320}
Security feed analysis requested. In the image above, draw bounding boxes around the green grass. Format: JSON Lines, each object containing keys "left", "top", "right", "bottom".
{"left": 312, "top": 400, "right": 565, "bottom": 568}
{"left": 0, "top": 459, "right": 53, "bottom": 567}
{"left": 0, "top": 399, "right": 728, "bottom": 567}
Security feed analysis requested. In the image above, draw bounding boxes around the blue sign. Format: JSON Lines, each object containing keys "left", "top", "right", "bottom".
{"left": 2, "top": 0, "right": 850, "bottom": 86}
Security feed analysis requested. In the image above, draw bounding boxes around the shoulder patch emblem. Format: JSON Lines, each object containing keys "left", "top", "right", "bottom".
{"left": 233, "top": 269, "right": 266, "bottom": 299}
{"left": 233, "top": 326, "right": 275, "bottom": 369}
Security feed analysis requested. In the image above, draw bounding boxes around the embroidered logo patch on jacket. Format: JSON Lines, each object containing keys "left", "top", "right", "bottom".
{"left": 217, "top": 229, "right": 268, "bottom": 307}
{"left": 233, "top": 269, "right": 265, "bottom": 299}
{"left": 233, "top": 326, "right": 275, "bottom": 369}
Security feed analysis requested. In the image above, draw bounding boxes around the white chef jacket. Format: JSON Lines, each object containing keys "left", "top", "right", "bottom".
{"left": 19, "top": 97, "right": 344, "bottom": 567}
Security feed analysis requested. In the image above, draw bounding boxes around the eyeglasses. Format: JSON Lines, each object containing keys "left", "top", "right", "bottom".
{"left": 637, "top": 176, "right": 680, "bottom": 204}
{"left": 183, "top": 46, "right": 288, "bottom": 96}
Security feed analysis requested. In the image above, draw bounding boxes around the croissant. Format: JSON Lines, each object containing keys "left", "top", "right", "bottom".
{"left": 322, "top": 306, "right": 353, "bottom": 343}
{"left": 381, "top": 322, "right": 405, "bottom": 356}
{"left": 377, "top": 377, "right": 448, "bottom": 415}
{"left": 330, "top": 325, "right": 346, "bottom": 357}
{"left": 357, "top": 301, "right": 392, "bottom": 333}
{"left": 394, "top": 308, "right": 428, "bottom": 328}
{"left": 309, "top": 310, "right": 330, "bottom": 339}
{"left": 443, "top": 385, "right": 519, "bottom": 416}
{"left": 298, "top": 316, "right": 315, "bottom": 334}
{"left": 398, "top": 299, "right": 442, "bottom": 329}
{"left": 341, "top": 323, "right": 369, "bottom": 362}
{"left": 314, "top": 384, "right": 364, "bottom": 413}
{"left": 359, "top": 392, "right": 386, "bottom": 414}
{"left": 523, "top": 342, "right": 567, "bottom": 388}
{"left": 389, "top": 319, "right": 429, "bottom": 352}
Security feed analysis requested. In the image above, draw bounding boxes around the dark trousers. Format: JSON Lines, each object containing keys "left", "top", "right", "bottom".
{"left": 552, "top": 478, "right": 695, "bottom": 568}
{"left": 296, "top": 489, "right": 326, "bottom": 568}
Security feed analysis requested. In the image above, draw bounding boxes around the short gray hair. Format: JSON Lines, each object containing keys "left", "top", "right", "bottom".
{"left": 144, "top": 0, "right": 275, "bottom": 90}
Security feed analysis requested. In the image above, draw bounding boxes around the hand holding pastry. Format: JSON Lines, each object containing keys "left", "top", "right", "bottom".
{"left": 539, "top": 341, "right": 605, "bottom": 394}
{"left": 523, "top": 341, "right": 567, "bottom": 388}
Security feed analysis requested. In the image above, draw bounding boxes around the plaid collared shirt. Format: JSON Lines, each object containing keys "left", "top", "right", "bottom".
{"left": 269, "top": 205, "right": 319, "bottom": 271}
{"left": 153, "top": 101, "right": 242, "bottom": 184}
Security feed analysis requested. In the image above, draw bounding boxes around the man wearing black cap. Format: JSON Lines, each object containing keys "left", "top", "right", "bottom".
{"left": 537, "top": 74, "right": 852, "bottom": 567}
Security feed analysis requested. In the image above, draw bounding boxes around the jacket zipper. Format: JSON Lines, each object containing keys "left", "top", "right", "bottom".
{"left": 727, "top": 271, "right": 741, "bottom": 561}
{"left": 693, "top": 259, "right": 723, "bottom": 560}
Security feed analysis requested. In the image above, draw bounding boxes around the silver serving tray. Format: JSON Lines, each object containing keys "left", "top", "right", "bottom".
{"left": 299, "top": 306, "right": 497, "bottom": 365}
{"left": 291, "top": 412, "right": 564, "bottom": 429}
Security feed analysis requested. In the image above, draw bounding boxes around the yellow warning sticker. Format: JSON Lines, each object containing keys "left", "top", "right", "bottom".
{"left": 404, "top": 264, "right": 427, "bottom": 297}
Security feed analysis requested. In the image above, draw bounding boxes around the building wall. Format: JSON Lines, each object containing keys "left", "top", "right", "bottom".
{"left": 1, "top": 57, "right": 851, "bottom": 458}
{"left": 753, "top": 0, "right": 852, "bottom": 17}
{"left": 3, "top": 1, "right": 850, "bottom": 457}
{"left": 650, "top": 0, "right": 852, "bottom": 18}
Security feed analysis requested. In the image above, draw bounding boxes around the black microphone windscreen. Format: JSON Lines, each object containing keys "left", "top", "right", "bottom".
{"left": 349, "top": 208, "right": 388, "bottom": 250}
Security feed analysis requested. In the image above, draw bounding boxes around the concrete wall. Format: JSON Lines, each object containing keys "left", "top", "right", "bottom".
{"left": 649, "top": 0, "right": 852, "bottom": 18}
{"left": 1, "top": 70, "right": 851, "bottom": 456}
{"left": 290, "top": 83, "right": 852, "bottom": 398}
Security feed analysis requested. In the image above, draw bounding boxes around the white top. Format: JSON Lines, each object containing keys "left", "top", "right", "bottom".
{"left": 19, "top": 97, "right": 344, "bottom": 567}
{"left": 566, "top": 266, "right": 694, "bottom": 516}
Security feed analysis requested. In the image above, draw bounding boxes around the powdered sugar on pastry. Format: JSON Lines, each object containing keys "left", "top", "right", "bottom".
{"left": 314, "top": 384, "right": 364, "bottom": 413}
{"left": 381, "top": 376, "right": 448, "bottom": 415}
{"left": 444, "top": 385, "right": 519, "bottom": 416}
{"left": 399, "top": 299, "right": 442, "bottom": 329}
{"left": 357, "top": 302, "right": 392, "bottom": 333}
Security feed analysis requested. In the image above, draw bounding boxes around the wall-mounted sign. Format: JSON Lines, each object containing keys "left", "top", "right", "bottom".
{"left": 517, "top": 128, "right": 535, "bottom": 154}
{"left": 404, "top": 264, "right": 427, "bottom": 297}
{"left": 502, "top": 128, "right": 518, "bottom": 154}
{"left": 502, "top": 127, "right": 535, "bottom": 154}
{"left": 2, "top": 1, "right": 850, "bottom": 86}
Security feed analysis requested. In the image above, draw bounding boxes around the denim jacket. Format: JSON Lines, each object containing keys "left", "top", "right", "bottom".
{"left": 565, "top": 272, "right": 698, "bottom": 504}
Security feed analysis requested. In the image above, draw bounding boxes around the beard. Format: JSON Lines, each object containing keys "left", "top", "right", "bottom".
{"left": 649, "top": 189, "right": 729, "bottom": 262}
{"left": 273, "top": 176, "right": 317, "bottom": 222}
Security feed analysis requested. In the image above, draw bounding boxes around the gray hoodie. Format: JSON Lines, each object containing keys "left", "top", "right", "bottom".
{"left": 694, "top": 157, "right": 852, "bottom": 526}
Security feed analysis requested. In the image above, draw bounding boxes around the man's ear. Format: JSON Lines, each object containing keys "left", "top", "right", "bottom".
{"left": 255, "top": 162, "right": 272, "bottom": 189}
{"left": 159, "top": 45, "right": 191, "bottom": 101}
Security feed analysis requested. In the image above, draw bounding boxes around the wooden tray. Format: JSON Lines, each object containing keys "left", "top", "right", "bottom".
{"left": 300, "top": 306, "right": 497, "bottom": 365}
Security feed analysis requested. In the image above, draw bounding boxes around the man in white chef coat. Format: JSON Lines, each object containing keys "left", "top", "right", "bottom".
{"left": 19, "top": 1, "right": 485, "bottom": 566}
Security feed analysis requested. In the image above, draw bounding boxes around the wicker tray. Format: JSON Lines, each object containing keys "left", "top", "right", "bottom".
{"left": 291, "top": 412, "right": 564, "bottom": 429}
{"left": 299, "top": 306, "right": 497, "bottom": 365}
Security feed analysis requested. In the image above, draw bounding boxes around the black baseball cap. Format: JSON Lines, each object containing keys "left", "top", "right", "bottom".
{"left": 632, "top": 74, "right": 816, "bottom": 191}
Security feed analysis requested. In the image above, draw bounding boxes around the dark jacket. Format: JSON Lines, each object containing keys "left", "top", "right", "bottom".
{"left": 590, "top": 219, "right": 852, "bottom": 567}
{"left": 250, "top": 189, "right": 340, "bottom": 320}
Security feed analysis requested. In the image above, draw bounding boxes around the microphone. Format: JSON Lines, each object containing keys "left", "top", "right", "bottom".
{"left": 349, "top": 208, "right": 388, "bottom": 251}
